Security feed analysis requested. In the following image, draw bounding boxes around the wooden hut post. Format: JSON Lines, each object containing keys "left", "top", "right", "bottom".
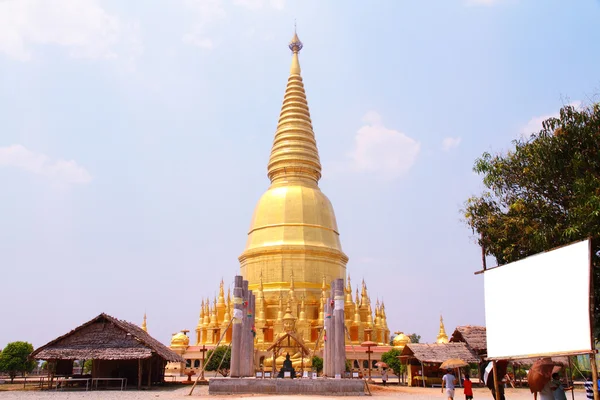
{"left": 47, "top": 359, "right": 52, "bottom": 389}
{"left": 138, "top": 358, "right": 142, "bottom": 390}
{"left": 568, "top": 357, "right": 575, "bottom": 400}
{"left": 272, "top": 346, "right": 276, "bottom": 377}
{"left": 147, "top": 357, "right": 152, "bottom": 387}
{"left": 492, "top": 361, "right": 500, "bottom": 400}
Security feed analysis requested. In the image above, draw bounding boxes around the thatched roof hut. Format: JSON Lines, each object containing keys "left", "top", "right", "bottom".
{"left": 31, "top": 313, "right": 184, "bottom": 389}
{"left": 399, "top": 343, "right": 480, "bottom": 387}
{"left": 450, "top": 326, "right": 487, "bottom": 356}
{"left": 400, "top": 343, "right": 481, "bottom": 364}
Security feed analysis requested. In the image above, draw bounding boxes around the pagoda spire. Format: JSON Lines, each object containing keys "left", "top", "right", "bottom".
{"left": 218, "top": 279, "right": 225, "bottom": 305}
{"left": 141, "top": 312, "right": 147, "bottom": 332}
{"left": 436, "top": 315, "right": 449, "bottom": 344}
{"left": 299, "top": 296, "right": 306, "bottom": 321}
{"left": 267, "top": 30, "right": 322, "bottom": 186}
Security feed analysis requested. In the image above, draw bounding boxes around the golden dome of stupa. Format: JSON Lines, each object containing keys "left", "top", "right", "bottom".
{"left": 238, "top": 30, "right": 348, "bottom": 302}
{"left": 392, "top": 331, "right": 411, "bottom": 348}
{"left": 170, "top": 330, "right": 190, "bottom": 348}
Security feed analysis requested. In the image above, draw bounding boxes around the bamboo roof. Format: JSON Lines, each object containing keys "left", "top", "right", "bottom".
{"left": 511, "top": 356, "right": 570, "bottom": 366}
{"left": 450, "top": 326, "right": 487, "bottom": 352}
{"left": 30, "top": 313, "right": 184, "bottom": 363}
{"left": 400, "top": 343, "right": 480, "bottom": 364}
{"left": 265, "top": 331, "right": 310, "bottom": 355}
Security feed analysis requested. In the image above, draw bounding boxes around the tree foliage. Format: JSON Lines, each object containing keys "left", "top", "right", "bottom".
{"left": 464, "top": 103, "right": 600, "bottom": 338}
{"left": 408, "top": 333, "right": 421, "bottom": 344}
{"left": 381, "top": 348, "right": 405, "bottom": 378}
{"left": 311, "top": 355, "right": 323, "bottom": 373}
{"left": 0, "top": 341, "right": 36, "bottom": 383}
{"left": 204, "top": 346, "right": 231, "bottom": 377}
{"left": 83, "top": 360, "right": 93, "bottom": 374}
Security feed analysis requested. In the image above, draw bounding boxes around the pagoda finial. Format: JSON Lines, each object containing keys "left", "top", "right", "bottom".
{"left": 289, "top": 25, "right": 303, "bottom": 53}
{"left": 267, "top": 28, "right": 321, "bottom": 185}
{"left": 142, "top": 312, "right": 147, "bottom": 332}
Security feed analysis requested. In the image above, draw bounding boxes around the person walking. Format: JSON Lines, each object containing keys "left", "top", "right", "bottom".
{"left": 442, "top": 369, "right": 457, "bottom": 400}
{"left": 381, "top": 368, "right": 388, "bottom": 386}
{"left": 550, "top": 372, "right": 571, "bottom": 400}
{"left": 463, "top": 374, "right": 473, "bottom": 400}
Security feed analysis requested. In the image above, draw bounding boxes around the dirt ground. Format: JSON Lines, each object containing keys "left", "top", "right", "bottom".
{"left": 0, "top": 382, "right": 590, "bottom": 399}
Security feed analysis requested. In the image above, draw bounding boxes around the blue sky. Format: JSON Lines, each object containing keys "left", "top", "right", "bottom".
{"left": 1, "top": 0, "right": 599, "bottom": 349}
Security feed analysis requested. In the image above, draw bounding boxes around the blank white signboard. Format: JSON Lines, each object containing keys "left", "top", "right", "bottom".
{"left": 484, "top": 239, "right": 591, "bottom": 359}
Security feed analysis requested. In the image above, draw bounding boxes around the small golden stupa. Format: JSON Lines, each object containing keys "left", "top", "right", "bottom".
{"left": 436, "top": 315, "right": 449, "bottom": 344}
{"left": 171, "top": 330, "right": 190, "bottom": 348}
{"left": 392, "top": 331, "right": 411, "bottom": 349}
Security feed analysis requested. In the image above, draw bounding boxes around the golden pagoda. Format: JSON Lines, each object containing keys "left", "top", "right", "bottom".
{"left": 436, "top": 315, "right": 449, "bottom": 344}
{"left": 168, "top": 31, "right": 391, "bottom": 369}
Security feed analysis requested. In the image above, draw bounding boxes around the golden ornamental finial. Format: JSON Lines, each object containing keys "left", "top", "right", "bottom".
{"left": 289, "top": 24, "right": 303, "bottom": 53}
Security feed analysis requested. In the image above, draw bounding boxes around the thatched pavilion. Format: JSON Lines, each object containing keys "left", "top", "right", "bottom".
{"left": 450, "top": 325, "right": 487, "bottom": 358}
{"left": 30, "top": 313, "right": 184, "bottom": 389}
{"left": 400, "top": 342, "right": 480, "bottom": 387}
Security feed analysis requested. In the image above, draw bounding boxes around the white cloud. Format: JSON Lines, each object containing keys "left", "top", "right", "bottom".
{"left": 0, "top": 0, "right": 141, "bottom": 64}
{"left": 0, "top": 145, "right": 92, "bottom": 185}
{"left": 233, "top": 0, "right": 285, "bottom": 9}
{"left": 347, "top": 111, "right": 420, "bottom": 179}
{"left": 442, "top": 137, "right": 462, "bottom": 151}
{"left": 183, "top": 0, "right": 226, "bottom": 49}
{"left": 519, "top": 101, "right": 581, "bottom": 139}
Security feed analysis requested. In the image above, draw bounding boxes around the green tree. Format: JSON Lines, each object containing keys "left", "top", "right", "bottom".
{"left": 83, "top": 360, "right": 93, "bottom": 374}
{"left": 381, "top": 348, "right": 405, "bottom": 382}
{"left": 463, "top": 103, "right": 600, "bottom": 338}
{"left": 408, "top": 333, "right": 420, "bottom": 344}
{"left": 311, "top": 355, "right": 323, "bottom": 373}
{"left": 204, "top": 346, "right": 231, "bottom": 377}
{"left": 0, "top": 341, "right": 36, "bottom": 383}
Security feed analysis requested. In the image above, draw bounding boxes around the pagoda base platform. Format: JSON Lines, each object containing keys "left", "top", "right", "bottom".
{"left": 208, "top": 377, "right": 367, "bottom": 396}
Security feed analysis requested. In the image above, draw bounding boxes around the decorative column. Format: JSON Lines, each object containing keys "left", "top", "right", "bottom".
{"left": 230, "top": 275, "right": 243, "bottom": 377}
{"left": 333, "top": 278, "right": 346, "bottom": 377}
{"left": 240, "top": 280, "right": 249, "bottom": 376}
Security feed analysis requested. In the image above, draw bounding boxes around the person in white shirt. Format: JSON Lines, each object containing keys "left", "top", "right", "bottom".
{"left": 442, "top": 370, "right": 457, "bottom": 400}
